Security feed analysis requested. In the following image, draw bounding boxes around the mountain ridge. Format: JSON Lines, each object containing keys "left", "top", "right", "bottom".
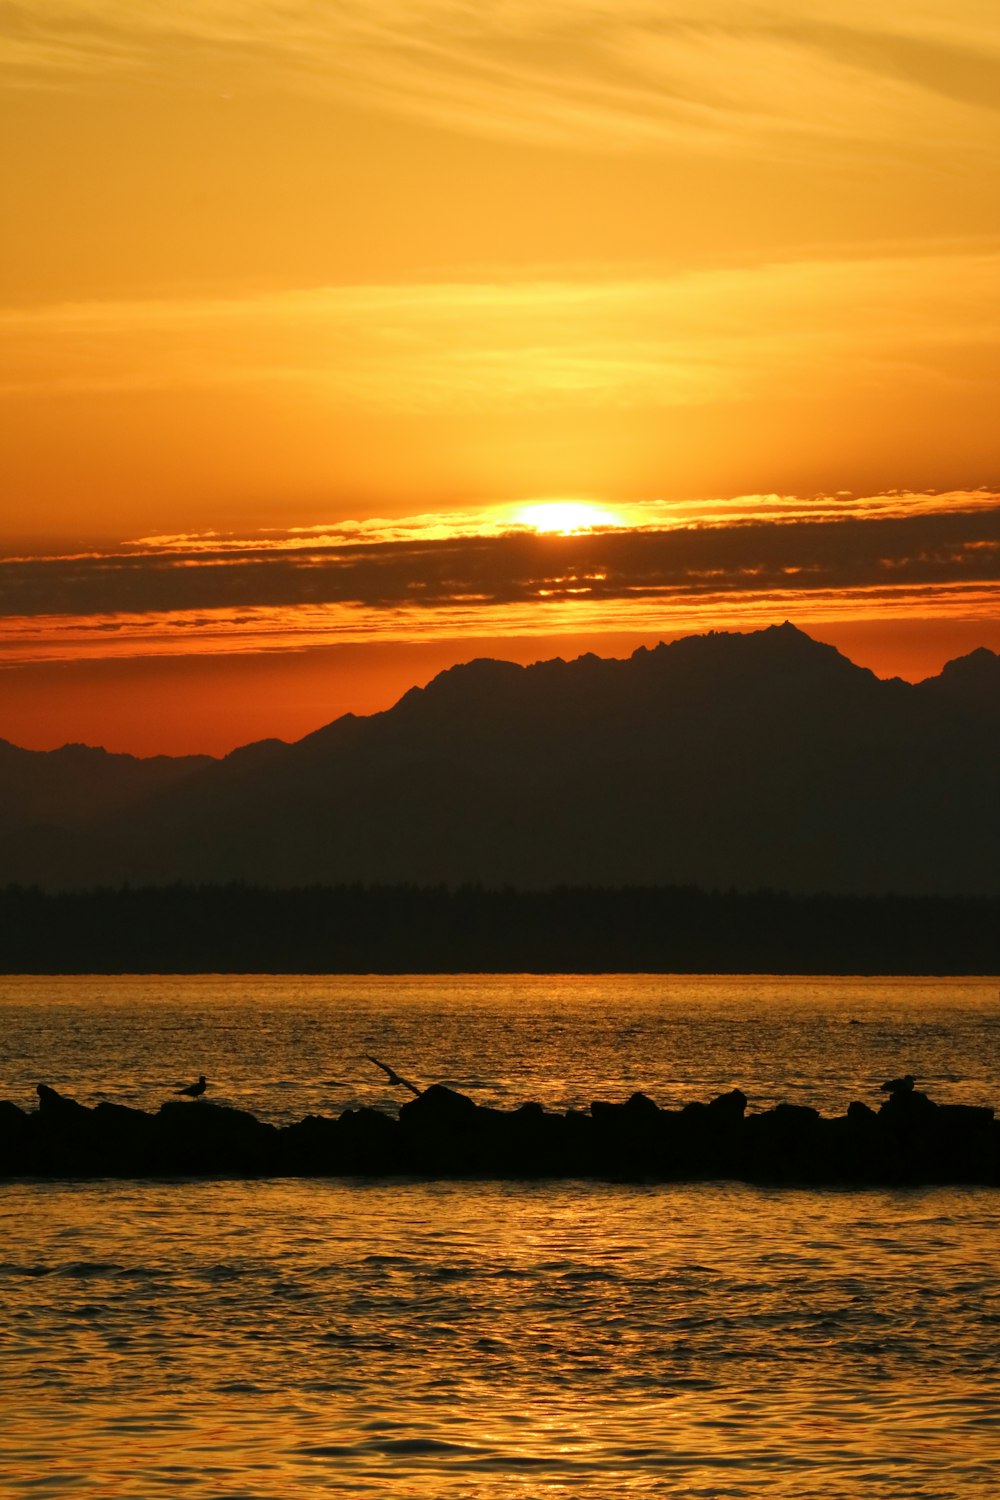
{"left": 2, "top": 624, "right": 998, "bottom": 896}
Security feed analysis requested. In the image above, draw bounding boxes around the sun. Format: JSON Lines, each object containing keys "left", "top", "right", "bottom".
{"left": 513, "top": 500, "right": 621, "bottom": 535}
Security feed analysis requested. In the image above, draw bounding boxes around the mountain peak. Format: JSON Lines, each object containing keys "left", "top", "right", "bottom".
{"left": 338, "top": 625, "right": 875, "bottom": 740}
{"left": 935, "top": 645, "right": 1000, "bottom": 682}
{"left": 631, "top": 622, "right": 870, "bottom": 690}
{"left": 4, "top": 622, "right": 998, "bottom": 897}
{"left": 918, "top": 645, "right": 1000, "bottom": 719}
{"left": 396, "top": 656, "right": 529, "bottom": 714}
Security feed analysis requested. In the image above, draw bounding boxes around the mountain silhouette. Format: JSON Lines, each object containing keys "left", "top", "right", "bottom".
{"left": 0, "top": 739, "right": 211, "bottom": 834}
{"left": 918, "top": 646, "right": 1000, "bottom": 727}
{"left": 2, "top": 624, "right": 998, "bottom": 895}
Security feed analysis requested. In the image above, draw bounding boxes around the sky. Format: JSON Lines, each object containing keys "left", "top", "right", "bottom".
{"left": 2, "top": 0, "right": 998, "bottom": 755}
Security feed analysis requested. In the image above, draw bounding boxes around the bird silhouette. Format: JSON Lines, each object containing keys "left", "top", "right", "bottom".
{"left": 364, "top": 1055, "right": 422, "bottom": 1096}
{"left": 880, "top": 1073, "right": 915, "bottom": 1095}
{"left": 175, "top": 1075, "right": 208, "bottom": 1099}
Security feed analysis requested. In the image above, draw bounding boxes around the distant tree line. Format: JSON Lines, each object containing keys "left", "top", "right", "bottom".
{"left": 1, "top": 883, "right": 998, "bottom": 974}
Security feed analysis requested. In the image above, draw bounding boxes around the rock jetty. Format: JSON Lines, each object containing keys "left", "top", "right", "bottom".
{"left": 0, "top": 1081, "right": 996, "bottom": 1185}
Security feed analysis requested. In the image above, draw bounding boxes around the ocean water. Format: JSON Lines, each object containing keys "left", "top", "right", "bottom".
{"left": 1, "top": 973, "right": 998, "bottom": 1121}
{"left": 2, "top": 975, "right": 999, "bottom": 1497}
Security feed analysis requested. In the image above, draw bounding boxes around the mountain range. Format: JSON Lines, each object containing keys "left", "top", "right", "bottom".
{"left": 2, "top": 623, "right": 999, "bottom": 896}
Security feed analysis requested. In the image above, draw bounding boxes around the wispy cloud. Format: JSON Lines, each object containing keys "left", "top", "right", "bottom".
{"left": 6, "top": 585, "right": 998, "bottom": 667}
{"left": 2, "top": 493, "right": 997, "bottom": 663}
{"left": 124, "top": 489, "right": 1000, "bottom": 553}
{"left": 4, "top": 2, "right": 998, "bottom": 161}
{"left": 3, "top": 247, "right": 998, "bottom": 412}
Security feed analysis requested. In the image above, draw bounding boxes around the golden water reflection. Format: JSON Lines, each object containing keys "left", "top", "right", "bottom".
{"left": 1, "top": 973, "right": 996, "bottom": 1123}
{"left": 2, "top": 1177, "right": 998, "bottom": 1497}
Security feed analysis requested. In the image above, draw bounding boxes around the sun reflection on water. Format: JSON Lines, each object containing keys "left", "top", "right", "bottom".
{"left": 1, "top": 1178, "right": 998, "bottom": 1497}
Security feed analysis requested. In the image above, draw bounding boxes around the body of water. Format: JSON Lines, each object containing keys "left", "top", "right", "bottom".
{"left": 1, "top": 972, "right": 998, "bottom": 1120}
{"left": 2, "top": 974, "right": 998, "bottom": 1497}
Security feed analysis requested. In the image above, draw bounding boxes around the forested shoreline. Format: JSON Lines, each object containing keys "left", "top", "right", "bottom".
{"left": 1, "top": 883, "right": 998, "bottom": 974}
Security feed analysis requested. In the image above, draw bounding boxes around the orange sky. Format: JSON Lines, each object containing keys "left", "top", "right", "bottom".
{"left": 2, "top": 2, "right": 998, "bottom": 755}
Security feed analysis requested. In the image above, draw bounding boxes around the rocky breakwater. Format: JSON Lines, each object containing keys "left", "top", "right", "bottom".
{"left": 0, "top": 1080, "right": 997, "bottom": 1184}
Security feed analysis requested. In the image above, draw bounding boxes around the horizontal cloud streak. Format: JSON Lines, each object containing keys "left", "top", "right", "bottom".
{"left": 2, "top": 495, "right": 997, "bottom": 664}
{"left": 4, "top": 249, "right": 998, "bottom": 413}
{"left": 124, "top": 489, "right": 1000, "bottom": 553}
{"left": 6, "top": 586, "right": 998, "bottom": 668}
{"left": 5, "top": 1, "right": 998, "bottom": 163}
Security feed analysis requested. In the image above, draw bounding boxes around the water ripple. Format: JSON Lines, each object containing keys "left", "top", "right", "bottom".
{"left": 1, "top": 1178, "right": 998, "bottom": 1496}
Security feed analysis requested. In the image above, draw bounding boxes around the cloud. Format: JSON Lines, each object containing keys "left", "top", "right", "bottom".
{"left": 3, "top": 247, "right": 998, "bottom": 413}
{"left": 1, "top": 494, "right": 997, "bottom": 663}
{"left": 122, "top": 488, "right": 1000, "bottom": 552}
{"left": 4, "top": 2, "right": 998, "bottom": 162}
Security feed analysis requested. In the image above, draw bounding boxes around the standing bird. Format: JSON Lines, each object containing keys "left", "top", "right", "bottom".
{"left": 175, "top": 1074, "right": 208, "bottom": 1099}
{"left": 880, "top": 1073, "right": 915, "bottom": 1095}
{"left": 364, "top": 1055, "right": 422, "bottom": 1097}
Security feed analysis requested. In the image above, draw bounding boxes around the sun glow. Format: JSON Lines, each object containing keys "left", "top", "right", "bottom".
{"left": 513, "top": 500, "right": 622, "bottom": 535}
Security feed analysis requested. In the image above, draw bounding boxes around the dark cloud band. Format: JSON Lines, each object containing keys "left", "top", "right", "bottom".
{"left": 2, "top": 507, "right": 999, "bottom": 621}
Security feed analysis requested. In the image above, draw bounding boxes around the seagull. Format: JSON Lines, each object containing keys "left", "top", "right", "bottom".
{"left": 175, "top": 1075, "right": 208, "bottom": 1099}
{"left": 364, "top": 1055, "right": 422, "bottom": 1097}
{"left": 880, "top": 1073, "right": 915, "bottom": 1095}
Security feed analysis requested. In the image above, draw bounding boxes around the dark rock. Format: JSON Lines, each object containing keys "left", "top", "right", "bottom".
{"left": 514, "top": 1100, "right": 546, "bottom": 1120}
{"left": 1, "top": 1077, "right": 997, "bottom": 1184}
{"left": 0, "top": 1098, "right": 28, "bottom": 1136}
{"left": 878, "top": 1087, "right": 936, "bottom": 1122}
{"left": 707, "top": 1088, "right": 748, "bottom": 1120}
{"left": 36, "top": 1082, "right": 92, "bottom": 1123}
{"left": 670, "top": 1089, "right": 748, "bottom": 1176}
{"left": 31, "top": 1084, "right": 108, "bottom": 1173}
{"left": 0, "top": 1099, "right": 29, "bottom": 1173}
{"left": 742, "top": 1104, "right": 822, "bottom": 1180}
{"left": 938, "top": 1102, "right": 995, "bottom": 1127}
{"left": 152, "top": 1100, "right": 279, "bottom": 1174}
{"left": 90, "top": 1102, "right": 158, "bottom": 1174}
{"left": 399, "top": 1086, "right": 485, "bottom": 1173}
{"left": 588, "top": 1096, "right": 670, "bottom": 1177}
{"left": 922, "top": 1102, "right": 998, "bottom": 1184}
{"left": 503, "top": 1104, "right": 571, "bottom": 1177}
{"left": 277, "top": 1113, "right": 343, "bottom": 1174}
{"left": 334, "top": 1107, "right": 400, "bottom": 1174}
{"left": 399, "top": 1084, "right": 478, "bottom": 1126}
